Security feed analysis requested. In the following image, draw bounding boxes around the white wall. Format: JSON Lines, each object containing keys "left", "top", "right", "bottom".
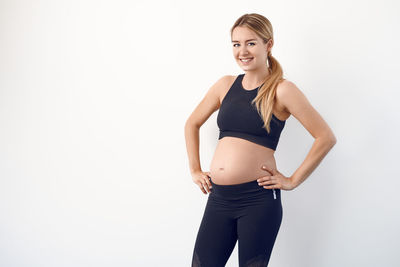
{"left": 0, "top": 0, "right": 399, "bottom": 266}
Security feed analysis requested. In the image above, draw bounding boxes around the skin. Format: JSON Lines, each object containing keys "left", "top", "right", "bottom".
{"left": 184, "top": 26, "right": 337, "bottom": 194}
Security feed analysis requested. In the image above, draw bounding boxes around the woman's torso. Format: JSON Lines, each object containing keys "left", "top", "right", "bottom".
{"left": 209, "top": 75, "right": 290, "bottom": 185}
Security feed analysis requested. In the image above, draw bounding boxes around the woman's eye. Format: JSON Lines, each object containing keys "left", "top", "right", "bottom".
{"left": 233, "top": 42, "right": 256, "bottom": 47}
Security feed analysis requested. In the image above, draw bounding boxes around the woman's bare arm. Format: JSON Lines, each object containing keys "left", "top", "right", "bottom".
{"left": 184, "top": 75, "right": 231, "bottom": 174}
{"left": 277, "top": 80, "right": 337, "bottom": 188}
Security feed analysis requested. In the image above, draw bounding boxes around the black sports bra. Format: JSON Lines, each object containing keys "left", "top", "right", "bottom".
{"left": 217, "top": 74, "right": 286, "bottom": 151}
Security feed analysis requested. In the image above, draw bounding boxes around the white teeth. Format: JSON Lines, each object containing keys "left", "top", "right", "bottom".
{"left": 240, "top": 58, "right": 253, "bottom": 62}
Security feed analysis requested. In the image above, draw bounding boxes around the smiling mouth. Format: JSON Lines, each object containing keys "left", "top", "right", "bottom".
{"left": 240, "top": 58, "right": 253, "bottom": 63}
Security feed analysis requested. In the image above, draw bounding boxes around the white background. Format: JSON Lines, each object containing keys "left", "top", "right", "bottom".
{"left": 1, "top": 0, "right": 399, "bottom": 266}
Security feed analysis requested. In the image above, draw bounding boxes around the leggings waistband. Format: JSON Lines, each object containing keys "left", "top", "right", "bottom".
{"left": 209, "top": 178, "right": 280, "bottom": 201}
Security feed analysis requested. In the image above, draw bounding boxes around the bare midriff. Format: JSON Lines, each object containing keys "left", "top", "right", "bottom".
{"left": 209, "top": 136, "right": 277, "bottom": 185}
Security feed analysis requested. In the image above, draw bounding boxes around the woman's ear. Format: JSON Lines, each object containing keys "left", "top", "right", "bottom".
{"left": 267, "top": 39, "right": 274, "bottom": 52}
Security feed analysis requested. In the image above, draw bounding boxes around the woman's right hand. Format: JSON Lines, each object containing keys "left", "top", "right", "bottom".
{"left": 191, "top": 171, "right": 213, "bottom": 194}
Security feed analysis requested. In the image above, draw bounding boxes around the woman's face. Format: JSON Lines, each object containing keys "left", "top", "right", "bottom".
{"left": 231, "top": 26, "right": 272, "bottom": 71}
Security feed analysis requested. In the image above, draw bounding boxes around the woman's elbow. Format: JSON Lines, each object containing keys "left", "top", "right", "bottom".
{"left": 326, "top": 133, "right": 337, "bottom": 147}
{"left": 318, "top": 131, "right": 337, "bottom": 147}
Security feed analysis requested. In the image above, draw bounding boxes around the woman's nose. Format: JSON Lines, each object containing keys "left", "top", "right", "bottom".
{"left": 240, "top": 49, "right": 249, "bottom": 55}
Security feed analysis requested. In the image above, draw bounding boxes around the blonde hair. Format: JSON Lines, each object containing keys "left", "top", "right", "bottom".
{"left": 230, "top": 13, "right": 285, "bottom": 133}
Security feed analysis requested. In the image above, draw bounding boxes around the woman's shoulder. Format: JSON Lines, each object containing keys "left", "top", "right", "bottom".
{"left": 204, "top": 75, "right": 236, "bottom": 102}
{"left": 275, "top": 78, "right": 308, "bottom": 113}
{"left": 214, "top": 75, "right": 237, "bottom": 92}
{"left": 276, "top": 78, "right": 301, "bottom": 96}
{"left": 212, "top": 74, "right": 236, "bottom": 84}
{"left": 220, "top": 74, "right": 237, "bottom": 82}
{"left": 277, "top": 77, "right": 293, "bottom": 86}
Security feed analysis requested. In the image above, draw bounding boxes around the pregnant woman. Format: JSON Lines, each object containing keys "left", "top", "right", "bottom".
{"left": 184, "top": 13, "right": 337, "bottom": 267}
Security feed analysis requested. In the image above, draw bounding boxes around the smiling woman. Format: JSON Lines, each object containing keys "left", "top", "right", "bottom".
{"left": 184, "top": 12, "right": 336, "bottom": 267}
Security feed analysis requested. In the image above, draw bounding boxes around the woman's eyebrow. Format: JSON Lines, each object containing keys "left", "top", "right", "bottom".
{"left": 231, "top": 39, "right": 257, "bottom": 43}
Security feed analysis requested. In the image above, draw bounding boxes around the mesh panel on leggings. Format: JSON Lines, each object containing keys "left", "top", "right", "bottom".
{"left": 243, "top": 253, "right": 269, "bottom": 267}
{"left": 191, "top": 251, "right": 202, "bottom": 267}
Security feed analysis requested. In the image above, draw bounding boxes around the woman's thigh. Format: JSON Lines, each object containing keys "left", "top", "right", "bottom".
{"left": 192, "top": 197, "right": 238, "bottom": 267}
{"left": 237, "top": 198, "right": 283, "bottom": 267}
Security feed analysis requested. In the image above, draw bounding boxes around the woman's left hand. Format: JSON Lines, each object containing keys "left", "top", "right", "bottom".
{"left": 257, "top": 165, "right": 296, "bottom": 191}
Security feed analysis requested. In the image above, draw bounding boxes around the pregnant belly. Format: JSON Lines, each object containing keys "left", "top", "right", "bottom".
{"left": 209, "top": 137, "right": 277, "bottom": 185}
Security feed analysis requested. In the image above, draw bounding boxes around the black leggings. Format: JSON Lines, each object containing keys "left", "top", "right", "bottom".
{"left": 191, "top": 178, "right": 283, "bottom": 267}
